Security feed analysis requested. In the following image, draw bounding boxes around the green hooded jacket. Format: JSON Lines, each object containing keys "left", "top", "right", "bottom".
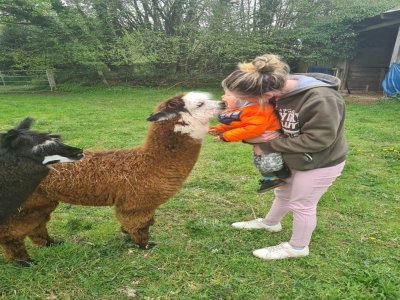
{"left": 259, "top": 73, "right": 348, "bottom": 170}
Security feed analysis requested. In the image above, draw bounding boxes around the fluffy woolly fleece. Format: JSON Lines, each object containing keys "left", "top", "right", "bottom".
{"left": 0, "top": 92, "right": 224, "bottom": 265}
{"left": 0, "top": 117, "right": 83, "bottom": 225}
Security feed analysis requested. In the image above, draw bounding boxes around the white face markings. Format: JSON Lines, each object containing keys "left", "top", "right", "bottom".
{"left": 42, "top": 155, "right": 75, "bottom": 165}
{"left": 33, "top": 138, "right": 84, "bottom": 165}
{"left": 32, "top": 139, "right": 58, "bottom": 154}
{"left": 175, "top": 92, "right": 223, "bottom": 140}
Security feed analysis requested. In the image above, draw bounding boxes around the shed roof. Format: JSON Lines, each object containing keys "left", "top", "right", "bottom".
{"left": 384, "top": 7, "right": 400, "bottom": 15}
{"left": 355, "top": 7, "right": 400, "bottom": 32}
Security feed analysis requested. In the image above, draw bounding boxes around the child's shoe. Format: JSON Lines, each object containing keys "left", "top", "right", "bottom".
{"left": 257, "top": 178, "right": 285, "bottom": 193}
{"left": 274, "top": 165, "right": 291, "bottom": 179}
{"left": 253, "top": 242, "right": 309, "bottom": 260}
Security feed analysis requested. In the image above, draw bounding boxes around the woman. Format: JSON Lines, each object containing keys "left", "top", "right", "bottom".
{"left": 225, "top": 54, "right": 348, "bottom": 260}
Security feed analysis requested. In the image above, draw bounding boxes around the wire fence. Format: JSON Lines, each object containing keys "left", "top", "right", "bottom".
{"left": 0, "top": 70, "right": 55, "bottom": 93}
{"left": 0, "top": 66, "right": 232, "bottom": 93}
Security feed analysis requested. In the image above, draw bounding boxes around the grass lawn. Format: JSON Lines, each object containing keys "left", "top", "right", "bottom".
{"left": 0, "top": 87, "right": 399, "bottom": 299}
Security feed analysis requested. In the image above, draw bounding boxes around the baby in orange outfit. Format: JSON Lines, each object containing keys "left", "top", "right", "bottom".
{"left": 209, "top": 90, "right": 290, "bottom": 192}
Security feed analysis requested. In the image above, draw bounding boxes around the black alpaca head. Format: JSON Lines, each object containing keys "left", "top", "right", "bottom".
{"left": 0, "top": 117, "right": 84, "bottom": 224}
{"left": 0, "top": 117, "right": 84, "bottom": 165}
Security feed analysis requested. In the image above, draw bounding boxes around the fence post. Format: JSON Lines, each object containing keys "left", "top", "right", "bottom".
{"left": 0, "top": 71, "right": 5, "bottom": 86}
{"left": 46, "top": 69, "right": 56, "bottom": 91}
{"left": 98, "top": 70, "right": 109, "bottom": 85}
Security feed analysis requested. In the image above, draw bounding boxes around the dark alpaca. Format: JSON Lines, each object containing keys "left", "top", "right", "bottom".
{"left": 0, "top": 117, "right": 84, "bottom": 224}
{"left": 0, "top": 93, "right": 224, "bottom": 265}
{"left": 0, "top": 117, "right": 83, "bottom": 265}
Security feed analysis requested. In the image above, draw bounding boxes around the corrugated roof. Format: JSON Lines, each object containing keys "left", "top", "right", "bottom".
{"left": 384, "top": 7, "right": 400, "bottom": 13}
{"left": 354, "top": 7, "right": 400, "bottom": 31}
{"left": 381, "top": 7, "right": 400, "bottom": 19}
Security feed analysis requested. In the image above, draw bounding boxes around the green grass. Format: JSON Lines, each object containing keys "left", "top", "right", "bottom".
{"left": 0, "top": 87, "right": 399, "bottom": 299}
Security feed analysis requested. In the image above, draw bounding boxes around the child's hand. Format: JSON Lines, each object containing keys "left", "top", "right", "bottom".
{"left": 213, "top": 135, "right": 221, "bottom": 141}
{"left": 253, "top": 144, "right": 263, "bottom": 155}
{"left": 208, "top": 128, "right": 219, "bottom": 136}
{"left": 209, "top": 128, "right": 226, "bottom": 141}
{"left": 213, "top": 134, "right": 226, "bottom": 142}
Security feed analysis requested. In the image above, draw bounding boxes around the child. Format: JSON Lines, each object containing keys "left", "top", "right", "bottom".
{"left": 209, "top": 89, "right": 291, "bottom": 192}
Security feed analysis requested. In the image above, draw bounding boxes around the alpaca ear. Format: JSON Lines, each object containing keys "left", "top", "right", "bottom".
{"left": 0, "top": 129, "right": 20, "bottom": 149}
{"left": 146, "top": 109, "right": 178, "bottom": 122}
{"left": 48, "top": 134, "right": 61, "bottom": 139}
{"left": 166, "top": 97, "right": 184, "bottom": 109}
{"left": 146, "top": 113, "right": 161, "bottom": 122}
{"left": 15, "top": 117, "right": 34, "bottom": 131}
{"left": 147, "top": 95, "right": 188, "bottom": 122}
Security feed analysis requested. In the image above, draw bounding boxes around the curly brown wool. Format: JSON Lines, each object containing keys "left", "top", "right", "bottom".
{"left": 0, "top": 93, "right": 223, "bottom": 265}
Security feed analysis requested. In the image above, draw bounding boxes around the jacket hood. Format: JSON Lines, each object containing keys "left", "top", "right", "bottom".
{"left": 280, "top": 73, "right": 341, "bottom": 99}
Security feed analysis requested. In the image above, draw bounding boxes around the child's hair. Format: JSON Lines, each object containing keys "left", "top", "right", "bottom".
{"left": 222, "top": 54, "right": 290, "bottom": 98}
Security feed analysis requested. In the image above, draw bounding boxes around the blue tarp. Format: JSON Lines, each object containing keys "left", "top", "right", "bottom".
{"left": 382, "top": 63, "right": 400, "bottom": 97}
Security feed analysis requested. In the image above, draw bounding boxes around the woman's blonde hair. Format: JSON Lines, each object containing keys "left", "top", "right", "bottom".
{"left": 222, "top": 54, "right": 290, "bottom": 97}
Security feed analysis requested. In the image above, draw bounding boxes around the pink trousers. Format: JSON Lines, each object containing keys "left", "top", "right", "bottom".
{"left": 263, "top": 161, "right": 345, "bottom": 248}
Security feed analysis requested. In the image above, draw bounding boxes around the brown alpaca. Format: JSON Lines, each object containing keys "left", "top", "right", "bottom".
{"left": 0, "top": 92, "right": 224, "bottom": 265}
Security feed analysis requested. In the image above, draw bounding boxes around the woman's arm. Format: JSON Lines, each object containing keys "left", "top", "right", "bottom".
{"left": 260, "top": 95, "right": 345, "bottom": 153}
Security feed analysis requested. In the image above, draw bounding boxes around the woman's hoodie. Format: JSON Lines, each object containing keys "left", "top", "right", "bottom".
{"left": 259, "top": 73, "right": 348, "bottom": 170}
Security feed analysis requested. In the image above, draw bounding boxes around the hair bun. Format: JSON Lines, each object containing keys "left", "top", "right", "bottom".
{"left": 252, "top": 54, "right": 285, "bottom": 74}
{"left": 238, "top": 62, "right": 257, "bottom": 74}
{"left": 223, "top": 53, "right": 290, "bottom": 96}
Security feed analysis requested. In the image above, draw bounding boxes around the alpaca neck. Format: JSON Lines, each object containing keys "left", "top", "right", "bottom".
{"left": 142, "top": 122, "right": 202, "bottom": 157}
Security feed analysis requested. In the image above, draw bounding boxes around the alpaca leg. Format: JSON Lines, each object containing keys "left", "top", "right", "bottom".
{"left": 28, "top": 222, "right": 60, "bottom": 247}
{"left": 0, "top": 194, "right": 58, "bottom": 265}
{"left": 23, "top": 195, "right": 59, "bottom": 247}
{"left": 117, "top": 209, "right": 155, "bottom": 249}
{"left": 0, "top": 238, "right": 33, "bottom": 266}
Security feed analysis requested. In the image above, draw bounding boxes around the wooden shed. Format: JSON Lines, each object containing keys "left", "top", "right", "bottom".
{"left": 337, "top": 8, "right": 400, "bottom": 92}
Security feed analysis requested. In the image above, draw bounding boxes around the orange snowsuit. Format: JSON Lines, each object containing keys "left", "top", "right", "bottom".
{"left": 210, "top": 103, "right": 281, "bottom": 142}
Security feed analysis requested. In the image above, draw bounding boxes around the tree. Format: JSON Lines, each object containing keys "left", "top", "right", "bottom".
{"left": 0, "top": 0, "right": 398, "bottom": 84}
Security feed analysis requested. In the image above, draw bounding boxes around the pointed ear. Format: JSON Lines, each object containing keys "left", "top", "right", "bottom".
{"left": 48, "top": 134, "right": 61, "bottom": 139}
{"left": 146, "top": 109, "right": 179, "bottom": 122}
{"left": 147, "top": 95, "right": 186, "bottom": 122}
{"left": 166, "top": 97, "right": 184, "bottom": 109}
{"left": 15, "top": 117, "right": 34, "bottom": 131}
{"left": 146, "top": 112, "right": 163, "bottom": 122}
{"left": 0, "top": 129, "right": 20, "bottom": 149}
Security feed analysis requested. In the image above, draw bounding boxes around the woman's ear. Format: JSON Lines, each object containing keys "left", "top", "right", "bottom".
{"left": 263, "top": 92, "right": 275, "bottom": 99}
{"left": 243, "top": 96, "right": 259, "bottom": 102}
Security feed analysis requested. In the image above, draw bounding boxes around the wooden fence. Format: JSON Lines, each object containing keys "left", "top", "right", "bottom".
{"left": 0, "top": 70, "right": 56, "bottom": 93}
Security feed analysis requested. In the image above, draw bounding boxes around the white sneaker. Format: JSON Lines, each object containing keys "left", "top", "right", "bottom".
{"left": 231, "top": 218, "right": 282, "bottom": 232}
{"left": 253, "top": 242, "right": 309, "bottom": 260}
